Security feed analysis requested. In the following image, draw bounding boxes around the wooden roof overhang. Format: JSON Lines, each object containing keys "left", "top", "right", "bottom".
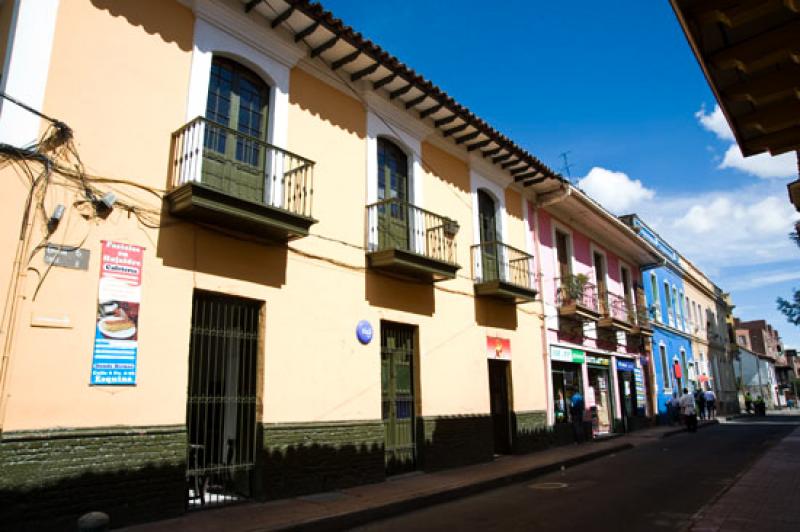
{"left": 242, "top": 0, "right": 566, "bottom": 193}
{"left": 670, "top": 0, "right": 800, "bottom": 157}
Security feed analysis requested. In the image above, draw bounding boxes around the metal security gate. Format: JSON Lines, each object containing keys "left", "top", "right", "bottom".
{"left": 186, "top": 291, "right": 260, "bottom": 508}
{"left": 381, "top": 323, "right": 417, "bottom": 475}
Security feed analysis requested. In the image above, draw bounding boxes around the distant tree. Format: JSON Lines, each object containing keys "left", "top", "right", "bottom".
{"left": 777, "top": 229, "right": 800, "bottom": 326}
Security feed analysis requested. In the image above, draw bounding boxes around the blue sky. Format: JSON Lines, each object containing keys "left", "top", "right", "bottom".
{"left": 321, "top": 0, "right": 800, "bottom": 347}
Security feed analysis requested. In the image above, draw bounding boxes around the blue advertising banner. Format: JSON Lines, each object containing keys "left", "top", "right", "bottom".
{"left": 616, "top": 358, "right": 636, "bottom": 372}
{"left": 90, "top": 241, "right": 144, "bottom": 385}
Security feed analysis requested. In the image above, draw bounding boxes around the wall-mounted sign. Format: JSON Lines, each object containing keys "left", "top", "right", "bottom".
{"left": 356, "top": 320, "right": 373, "bottom": 345}
{"left": 616, "top": 359, "right": 636, "bottom": 372}
{"left": 90, "top": 241, "right": 144, "bottom": 385}
{"left": 551, "top": 346, "right": 585, "bottom": 364}
{"left": 634, "top": 367, "right": 646, "bottom": 407}
{"left": 673, "top": 360, "right": 683, "bottom": 379}
{"left": 44, "top": 245, "right": 90, "bottom": 270}
{"left": 585, "top": 355, "right": 610, "bottom": 366}
{"left": 486, "top": 336, "right": 511, "bottom": 360}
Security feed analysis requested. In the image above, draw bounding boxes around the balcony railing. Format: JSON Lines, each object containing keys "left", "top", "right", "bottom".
{"left": 600, "top": 292, "right": 632, "bottom": 323}
{"left": 366, "top": 198, "right": 458, "bottom": 265}
{"left": 554, "top": 276, "right": 599, "bottom": 316}
{"left": 364, "top": 198, "right": 460, "bottom": 282}
{"left": 470, "top": 241, "right": 536, "bottom": 302}
{"left": 168, "top": 117, "right": 315, "bottom": 218}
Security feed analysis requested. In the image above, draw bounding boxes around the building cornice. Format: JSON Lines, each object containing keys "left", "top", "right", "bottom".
{"left": 191, "top": 0, "right": 305, "bottom": 68}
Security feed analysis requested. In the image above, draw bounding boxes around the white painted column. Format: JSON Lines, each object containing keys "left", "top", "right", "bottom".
{"left": 0, "top": 0, "right": 60, "bottom": 147}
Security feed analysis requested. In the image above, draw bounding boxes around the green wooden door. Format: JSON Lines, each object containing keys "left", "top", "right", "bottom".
{"left": 381, "top": 323, "right": 416, "bottom": 475}
{"left": 478, "top": 190, "right": 499, "bottom": 281}
{"left": 203, "top": 57, "right": 269, "bottom": 204}
{"left": 377, "top": 138, "right": 410, "bottom": 251}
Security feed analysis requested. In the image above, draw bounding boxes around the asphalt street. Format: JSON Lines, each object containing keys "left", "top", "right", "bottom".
{"left": 352, "top": 415, "right": 800, "bottom": 532}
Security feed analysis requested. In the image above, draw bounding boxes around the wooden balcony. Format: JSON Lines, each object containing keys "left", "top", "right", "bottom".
{"left": 365, "top": 199, "right": 460, "bottom": 282}
{"left": 597, "top": 292, "right": 634, "bottom": 334}
{"left": 471, "top": 242, "right": 537, "bottom": 303}
{"left": 629, "top": 289, "right": 654, "bottom": 338}
{"left": 166, "top": 117, "right": 316, "bottom": 241}
{"left": 555, "top": 277, "right": 600, "bottom": 321}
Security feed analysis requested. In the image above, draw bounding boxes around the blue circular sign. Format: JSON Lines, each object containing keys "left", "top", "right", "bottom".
{"left": 356, "top": 320, "right": 373, "bottom": 345}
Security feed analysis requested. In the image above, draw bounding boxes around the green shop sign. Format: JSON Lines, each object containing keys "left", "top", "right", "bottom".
{"left": 551, "top": 346, "right": 585, "bottom": 364}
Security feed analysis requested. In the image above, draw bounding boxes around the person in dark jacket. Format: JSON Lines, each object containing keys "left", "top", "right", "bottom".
{"left": 569, "top": 389, "right": 585, "bottom": 444}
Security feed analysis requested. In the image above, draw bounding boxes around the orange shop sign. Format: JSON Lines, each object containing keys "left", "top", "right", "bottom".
{"left": 486, "top": 336, "right": 511, "bottom": 360}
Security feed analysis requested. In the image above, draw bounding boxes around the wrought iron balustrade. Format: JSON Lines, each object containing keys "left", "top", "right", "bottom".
{"left": 554, "top": 277, "right": 599, "bottom": 313}
{"left": 471, "top": 241, "right": 535, "bottom": 290}
{"left": 169, "top": 116, "right": 315, "bottom": 218}
{"left": 600, "top": 291, "right": 632, "bottom": 323}
{"left": 365, "top": 198, "right": 458, "bottom": 265}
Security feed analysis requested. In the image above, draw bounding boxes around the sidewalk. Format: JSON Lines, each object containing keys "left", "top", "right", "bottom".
{"left": 689, "top": 425, "right": 800, "bottom": 531}
{"left": 123, "top": 421, "right": 717, "bottom": 532}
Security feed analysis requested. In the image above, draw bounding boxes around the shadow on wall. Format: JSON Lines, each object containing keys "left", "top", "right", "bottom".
{"left": 258, "top": 442, "right": 385, "bottom": 500}
{"left": 289, "top": 68, "right": 366, "bottom": 139}
{"left": 365, "top": 271, "right": 434, "bottom": 316}
{"left": 420, "top": 415, "right": 494, "bottom": 471}
{"left": 0, "top": 463, "right": 185, "bottom": 532}
{"left": 156, "top": 218, "right": 288, "bottom": 288}
{"left": 475, "top": 297, "right": 517, "bottom": 329}
{"left": 90, "top": 0, "right": 192, "bottom": 52}
{"left": 420, "top": 142, "right": 470, "bottom": 194}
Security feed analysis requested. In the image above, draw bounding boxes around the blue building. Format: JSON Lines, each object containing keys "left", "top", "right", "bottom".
{"left": 620, "top": 215, "right": 694, "bottom": 419}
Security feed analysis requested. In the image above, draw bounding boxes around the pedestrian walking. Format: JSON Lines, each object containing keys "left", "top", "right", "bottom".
{"left": 668, "top": 392, "right": 680, "bottom": 426}
{"left": 569, "top": 388, "right": 585, "bottom": 444}
{"left": 695, "top": 388, "right": 707, "bottom": 420}
{"left": 704, "top": 388, "right": 717, "bottom": 419}
{"left": 745, "top": 391, "right": 753, "bottom": 414}
{"left": 680, "top": 388, "right": 697, "bottom": 433}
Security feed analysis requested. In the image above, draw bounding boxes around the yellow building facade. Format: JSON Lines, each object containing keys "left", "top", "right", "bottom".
{"left": 0, "top": 1, "right": 571, "bottom": 527}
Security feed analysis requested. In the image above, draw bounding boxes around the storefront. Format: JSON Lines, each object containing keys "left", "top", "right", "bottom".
{"left": 616, "top": 358, "right": 643, "bottom": 432}
{"left": 550, "top": 347, "right": 585, "bottom": 424}
{"left": 585, "top": 355, "right": 614, "bottom": 435}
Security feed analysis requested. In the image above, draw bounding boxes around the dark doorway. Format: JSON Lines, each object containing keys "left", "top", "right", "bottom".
{"left": 186, "top": 291, "right": 260, "bottom": 508}
{"left": 488, "top": 359, "right": 512, "bottom": 454}
{"left": 617, "top": 369, "right": 637, "bottom": 432}
{"left": 381, "top": 322, "right": 417, "bottom": 475}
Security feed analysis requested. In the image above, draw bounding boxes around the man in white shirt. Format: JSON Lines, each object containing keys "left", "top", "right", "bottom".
{"left": 704, "top": 389, "right": 717, "bottom": 419}
{"left": 679, "top": 388, "right": 697, "bottom": 433}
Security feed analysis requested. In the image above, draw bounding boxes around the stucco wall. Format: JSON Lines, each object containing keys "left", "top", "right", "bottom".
{"left": 0, "top": 0, "right": 547, "bottom": 433}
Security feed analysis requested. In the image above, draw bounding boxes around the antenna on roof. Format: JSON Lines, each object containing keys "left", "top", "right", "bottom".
{"left": 559, "top": 151, "right": 573, "bottom": 180}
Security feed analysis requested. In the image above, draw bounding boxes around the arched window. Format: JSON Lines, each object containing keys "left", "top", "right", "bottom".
{"left": 377, "top": 138, "right": 409, "bottom": 249}
{"left": 377, "top": 138, "right": 409, "bottom": 202}
{"left": 203, "top": 57, "right": 270, "bottom": 203}
{"left": 478, "top": 189, "right": 499, "bottom": 280}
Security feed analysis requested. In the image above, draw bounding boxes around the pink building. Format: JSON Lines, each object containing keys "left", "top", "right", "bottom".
{"left": 530, "top": 189, "right": 660, "bottom": 436}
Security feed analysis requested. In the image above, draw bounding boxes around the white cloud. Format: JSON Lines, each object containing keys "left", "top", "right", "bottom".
{"left": 695, "top": 104, "right": 735, "bottom": 141}
{"left": 696, "top": 104, "right": 797, "bottom": 179}
{"left": 718, "top": 144, "right": 797, "bottom": 179}
{"left": 725, "top": 269, "right": 800, "bottom": 291}
{"left": 577, "top": 166, "right": 655, "bottom": 214}
{"left": 641, "top": 184, "right": 800, "bottom": 272}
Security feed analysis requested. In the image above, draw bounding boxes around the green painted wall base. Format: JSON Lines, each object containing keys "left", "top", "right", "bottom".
{"left": 258, "top": 420, "right": 385, "bottom": 499}
{"left": 0, "top": 425, "right": 186, "bottom": 532}
{"left": 420, "top": 414, "right": 494, "bottom": 470}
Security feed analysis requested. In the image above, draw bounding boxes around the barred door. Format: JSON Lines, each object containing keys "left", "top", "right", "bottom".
{"left": 381, "top": 323, "right": 416, "bottom": 475}
{"left": 186, "top": 291, "right": 260, "bottom": 508}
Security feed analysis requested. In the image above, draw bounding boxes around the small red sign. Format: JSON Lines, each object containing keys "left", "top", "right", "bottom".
{"left": 673, "top": 360, "right": 682, "bottom": 379}
{"left": 486, "top": 336, "right": 511, "bottom": 360}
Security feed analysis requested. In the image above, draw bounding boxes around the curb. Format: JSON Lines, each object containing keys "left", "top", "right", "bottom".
{"left": 277, "top": 442, "right": 634, "bottom": 531}
{"left": 661, "top": 419, "right": 720, "bottom": 438}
